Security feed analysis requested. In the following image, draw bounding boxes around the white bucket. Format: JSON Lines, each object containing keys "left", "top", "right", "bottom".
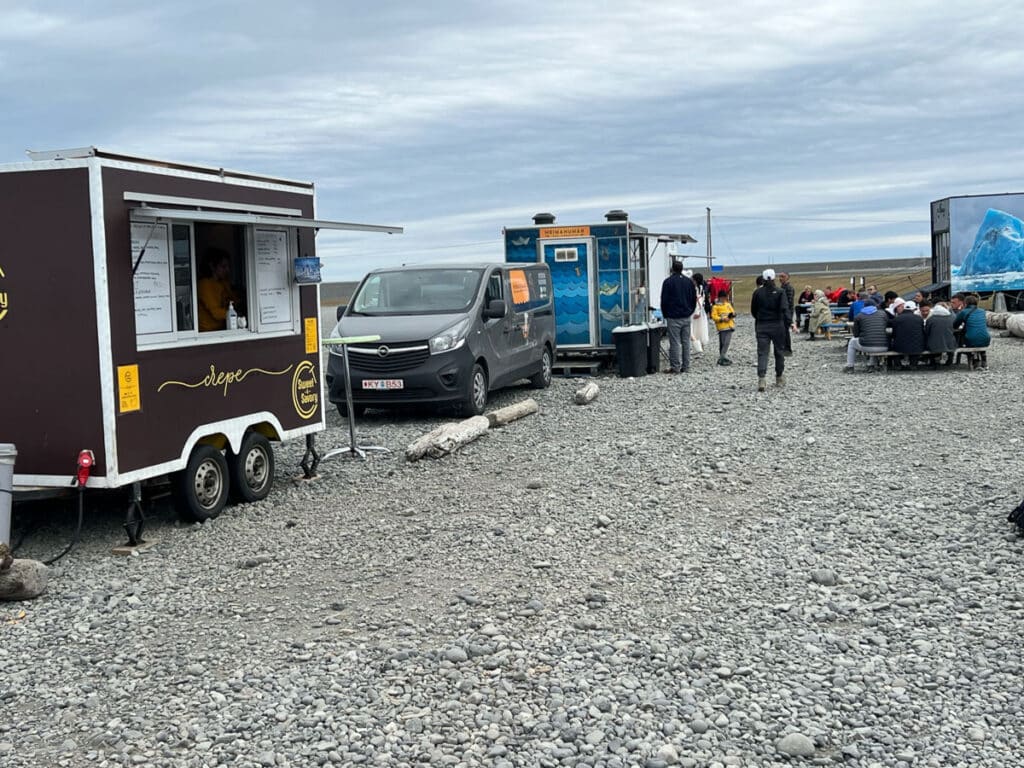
{"left": 0, "top": 443, "right": 15, "bottom": 546}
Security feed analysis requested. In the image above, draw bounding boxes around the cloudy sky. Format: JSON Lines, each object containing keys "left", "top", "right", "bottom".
{"left": 3, "top": 1, "right": 1022, "bottom": 280}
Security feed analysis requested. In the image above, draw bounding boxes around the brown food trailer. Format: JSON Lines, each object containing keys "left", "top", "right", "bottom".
{"left": 0, "top": 147, "right": 401, "bottom": 530}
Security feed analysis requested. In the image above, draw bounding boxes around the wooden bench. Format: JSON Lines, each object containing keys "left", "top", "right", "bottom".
{"left": 857, "top": 348, "right": 988, "bottom": 371}
{"left": 814, "top": 323, "right": 848, "bottom": 341}
{"left": 954, "top": 347, "right": 989, "bottom": 369}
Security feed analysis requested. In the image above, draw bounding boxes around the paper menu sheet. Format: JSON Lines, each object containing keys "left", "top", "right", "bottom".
{"left": 131, "top": 222, "right": 174, "bottom": 334}
{"left": 255, "top": 228, "right": 290, "bottom": 325}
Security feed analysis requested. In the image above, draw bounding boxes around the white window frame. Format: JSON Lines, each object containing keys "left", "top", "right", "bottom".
{"left": 554, "top": 247, "right": 579, "bottom": 263}
{"left": 131, "top": 217, "right": 301, "bottom": 350}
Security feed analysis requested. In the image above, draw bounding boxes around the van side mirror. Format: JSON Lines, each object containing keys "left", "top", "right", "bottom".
{"left": 483, "top": 299, "right": 506, "bottom": 319}
{"left": 336, "top": 304, "right": 347, "bottom": 321}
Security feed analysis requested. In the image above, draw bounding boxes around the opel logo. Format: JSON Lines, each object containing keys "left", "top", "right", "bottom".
{"left": 377, "top": 345, "right": 390, "bottom": 358}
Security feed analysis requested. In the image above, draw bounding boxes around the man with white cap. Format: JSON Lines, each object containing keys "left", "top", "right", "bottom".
{"left": 749, "top": 268, "right": 790, "bottom": 391}
{"left": 889, "top": 298, "right": 925, "bottom": 368}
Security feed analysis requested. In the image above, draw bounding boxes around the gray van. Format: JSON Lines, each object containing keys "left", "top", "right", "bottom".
{"left": 325, "top": 262, "right": 556, "bottom": 415}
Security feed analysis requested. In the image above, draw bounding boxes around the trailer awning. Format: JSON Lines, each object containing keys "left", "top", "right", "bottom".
{"left": 130, "top": 206, "right": 403, "bottom": 234}
{"left": 641, "top": 231, "right": 698, "bottom": 244}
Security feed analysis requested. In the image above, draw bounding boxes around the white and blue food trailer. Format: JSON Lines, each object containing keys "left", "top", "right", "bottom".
{"left": 503, "top": 210, "right": 696, "bottom": 353}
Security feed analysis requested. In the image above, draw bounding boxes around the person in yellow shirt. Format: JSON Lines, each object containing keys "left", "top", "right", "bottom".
{"left": 198, "top": 249, "right": 241, "bottom": 332}
{"left": 710, "top": 292, "right": 736, "bottom": 366}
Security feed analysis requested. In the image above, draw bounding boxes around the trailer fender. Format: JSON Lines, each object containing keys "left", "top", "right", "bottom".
{"left": 178, "top": 413, "right": 287, "bottom": 467}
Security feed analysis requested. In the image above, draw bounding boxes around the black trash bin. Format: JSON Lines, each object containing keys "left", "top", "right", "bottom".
{"left": 612, "top": 325, "right": 648, "bottom": 377}
{"left": 646, "top": 321, "right": 666, "bottom": 373}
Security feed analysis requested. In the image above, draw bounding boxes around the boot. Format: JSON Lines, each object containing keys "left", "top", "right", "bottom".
{"left": 776, "top": 375, "right": 786, "bottom": 388}
{"left": 757, "top": 377, "right": 767, "bottom": 392}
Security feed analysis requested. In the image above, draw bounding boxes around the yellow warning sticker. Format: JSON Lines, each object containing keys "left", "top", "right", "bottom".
{"left": 304, "top": 317, "right": 318, "bottom": 354}
{"left": 118, "top": 364, "right": 141, "bottom": 413}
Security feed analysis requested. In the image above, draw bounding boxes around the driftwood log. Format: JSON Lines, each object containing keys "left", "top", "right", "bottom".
{"left": 986, "top": 311, "right": 1009, "bottom": 329}
{"left": 485, "top": 398, "right": 538, "bottom": 428}
{"left": 1006, "top": 314, "right": 1024, "bottom": 338}
{"left": 574, "top": 382, "right": 600, "bottom": 405}
{"left": 405, "top": 416, "right": 490, "bottom": 461}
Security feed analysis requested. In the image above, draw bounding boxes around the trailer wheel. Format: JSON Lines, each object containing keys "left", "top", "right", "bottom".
{"left": 229, "top": 432, "right": 274, "bottom": 504}
{"left": 174, "top": 445, "right": 229, "bottom": 522}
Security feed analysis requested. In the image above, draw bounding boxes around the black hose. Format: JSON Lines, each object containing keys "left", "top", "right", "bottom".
{"left": 42, "top": 486, "right": 84, "bottom": 566}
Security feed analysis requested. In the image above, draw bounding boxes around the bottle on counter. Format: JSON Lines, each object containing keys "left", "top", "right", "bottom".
{"left": 227, "top": 301, "right": 238, "bottom": 330}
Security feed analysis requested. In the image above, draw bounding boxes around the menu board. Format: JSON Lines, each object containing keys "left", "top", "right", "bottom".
{"left": 255, "top": 228, "right": 290, "bottom": 325}
{"left": 131, "top": 222, "right": 174, "bottom": 334}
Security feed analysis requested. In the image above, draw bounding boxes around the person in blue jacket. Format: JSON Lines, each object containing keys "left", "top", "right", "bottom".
{"left": 954, "top": 294, "right": 990, "bottom": 348}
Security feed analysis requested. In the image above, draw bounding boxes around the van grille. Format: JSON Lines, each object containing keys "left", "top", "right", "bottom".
{"left": 348, "top": 342, "right": 430, "bottom": 374}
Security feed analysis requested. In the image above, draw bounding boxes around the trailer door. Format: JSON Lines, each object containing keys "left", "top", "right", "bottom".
{"left": 541, "top": 238, "right": 596, "bottom": 348}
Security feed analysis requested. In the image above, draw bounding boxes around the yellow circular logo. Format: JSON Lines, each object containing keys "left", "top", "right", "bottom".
{"left": 291, "top": 360, "right": 319, "bottom": 419}
{"left": 0, "top": 264, "right": 7, "bottom": 322}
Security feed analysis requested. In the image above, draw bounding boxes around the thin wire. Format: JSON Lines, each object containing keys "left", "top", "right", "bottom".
{"left": 712, "top": 214, "right": 923, "bottom": 225}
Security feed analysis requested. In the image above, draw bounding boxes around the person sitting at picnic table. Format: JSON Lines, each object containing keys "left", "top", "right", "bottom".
{"left": 843, "top": 298, "right": 890, "bottom": 372}
{"left": 925, "top": 300, "right": 957, "bottom": 366}
{"left": 795, "top": 285, "right": 814, "bottom": 330}
{"left": 835, "top": 289, "right": 854, "bottom": 307}
{"left": 848, "top": 291, "right": 869, "bottom": 320}
{"left": 954, "top": 294, "right": 990, "bottom": 348}
{"left": 867, "top": 284, "right": 884, "bottom": 306}
{"left": 827, "top": 286, "right": 846, "bottom": 303}
{"left": 807, "top": 290, "right": 833, "bottom": 340}
{"left": 889, "top": 299, "right": 925, "bottom": 368}
{"left": 883, "top": 291, "right": 900, "bottom": 316}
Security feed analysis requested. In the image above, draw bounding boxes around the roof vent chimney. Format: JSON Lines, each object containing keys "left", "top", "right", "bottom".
{"left": 532, "top": 212, "right": 556, "bottom": 225}
{"left": 605, "top": 209, "right": 629, "bottom": 222}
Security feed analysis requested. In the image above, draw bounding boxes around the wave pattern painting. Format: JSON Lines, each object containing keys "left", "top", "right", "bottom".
{"left": 545, "top": 246, "right": 592, "bottom": 346}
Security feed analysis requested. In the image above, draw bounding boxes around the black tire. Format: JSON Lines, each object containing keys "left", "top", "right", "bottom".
{"left": 461, "top": 363, "right": 488, "bottom": 416}
{"left": 173, "top": 445, "right": 229, "bottom": 522}
{"left": 530, "top": 345, "right": 553, "bottom": 389}
{"left": 336, "top": 403, "right": 366, "bottom": 419}
{"left": 228, "top": 432, "right": 274, "bottom": 504}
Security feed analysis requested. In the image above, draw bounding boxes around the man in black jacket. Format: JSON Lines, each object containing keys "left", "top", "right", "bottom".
{"left": 778, "top": 272, "right": 796, "bottom": 356}
{"left": 844, "top": 301, "right": 889, "bottom": 371}
{"left": 659, "top": 260, "right": 697, "bottom": 373}
{"left": 750, "top": 269, "right": 789, "bottom": 391}
{"left": 889, "top": 299, "right": 925, "bottom": 368}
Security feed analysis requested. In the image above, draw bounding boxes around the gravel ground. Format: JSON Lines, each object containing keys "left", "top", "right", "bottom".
{"left": 4, "top": 316, "right": 1024, "bottom": 768}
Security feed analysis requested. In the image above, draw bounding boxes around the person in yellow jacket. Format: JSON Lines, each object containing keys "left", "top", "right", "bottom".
{"left": 198, "top": 249, "right": 241, "bottom": 332}
{"left": 710, "top": 292, "right": 736, "bottom": 366}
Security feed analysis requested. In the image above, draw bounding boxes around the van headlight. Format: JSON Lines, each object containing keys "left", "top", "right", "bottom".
{"left": 327, "top": 325, "right": 346, "bottom": 356}
{"left": 430, "top": 319, "right": 470, "bottom": 354}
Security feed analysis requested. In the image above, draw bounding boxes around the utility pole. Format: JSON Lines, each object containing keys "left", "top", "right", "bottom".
{"left": 706, "top": 207, "right": 712, "bottom": 265}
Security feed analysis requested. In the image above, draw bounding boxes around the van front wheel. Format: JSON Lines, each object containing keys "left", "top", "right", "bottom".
{"left": 462, "top": 363, "right": 488, "bottom": 416}
{"left": 530, "top": 346, "right": 553, "bottom": 389}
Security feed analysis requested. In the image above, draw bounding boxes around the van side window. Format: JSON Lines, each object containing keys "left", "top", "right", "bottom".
{"left": 527, "top": 268, "right": 550, "bottom": 307}
{"left": 486, "top": 272, "right": 504, "bottom": 304}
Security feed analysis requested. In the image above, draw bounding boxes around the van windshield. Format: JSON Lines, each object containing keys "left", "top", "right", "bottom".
{"left": 350, "top": 268, "right": 484, "bottom": 315}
